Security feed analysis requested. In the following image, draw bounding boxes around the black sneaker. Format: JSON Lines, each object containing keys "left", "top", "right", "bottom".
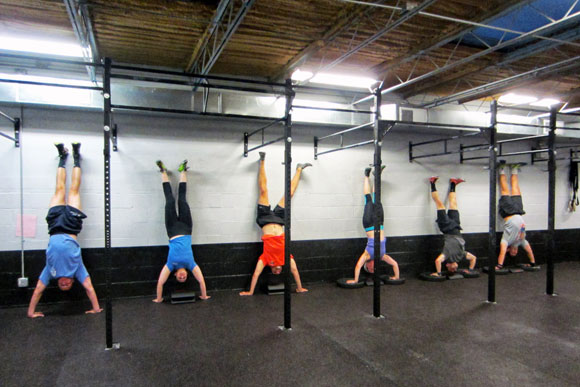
{"left": 55, "top": 143, "right": 68, "bottom": 158}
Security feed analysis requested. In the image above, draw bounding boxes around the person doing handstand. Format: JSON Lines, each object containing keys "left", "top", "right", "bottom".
{"left": 496, "top": 162, "right": 536, "bottom": 270}
{"left": 27, "top": 143, "right": 102, "bottom": 318}
{"left": 428, "top": 176, "right": 476, "bottom": 278}
{"left": 239, "top": 152, "right": 309, "bottom": 296}
{"left": 153, "top": 160, "right": 210, "bottom": 302}
{"left": 347, "top": 167, "right": 400, "bottom": 284}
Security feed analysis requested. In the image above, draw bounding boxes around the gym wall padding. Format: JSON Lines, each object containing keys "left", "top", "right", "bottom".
{"left": 1, "top": 229, "right": 579, "bottom": 306}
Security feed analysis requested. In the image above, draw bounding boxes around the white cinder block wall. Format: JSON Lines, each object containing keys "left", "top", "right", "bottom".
{"left": 1, "top": 105, "right": 579, "bottom": 252}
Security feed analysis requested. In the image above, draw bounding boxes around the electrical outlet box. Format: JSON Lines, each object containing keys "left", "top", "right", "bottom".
{"left": 18, "top": 277, "right": 28, "bottom": 288}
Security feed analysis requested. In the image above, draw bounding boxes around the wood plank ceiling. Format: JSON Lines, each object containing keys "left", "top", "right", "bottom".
{"left": 1, "top": 0, "right": 580, "bottom": 107}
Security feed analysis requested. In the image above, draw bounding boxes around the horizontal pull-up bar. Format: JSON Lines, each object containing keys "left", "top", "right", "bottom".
{"left": 292, "top": 105, "right": 373, "bottom": 114}
{"left": 111, "top": 104, "right": 279, "bottom": 122}
{"left": 315, "top": 139, "right": 374, "bottom": 158}
{"left": 0, "top": 78, "right": 102, "bottom": 91}
{"left": 246, "top": 135, "right": 285, "bottom": 154}
{"left": 0, "top": 52, "right": 103, "bottom": 68}
{"left": 395, "top": 120, "right": 486, "bottom": 131}
{"left": 496, "top": 105, "right": 551, "bottom": 114}
{"left": 496, "top": 121, "right": 548, "bottom": 129}
{"left": 497, "top": 134, "right": 548, "bottom": 144}
{"left": 112, "top": 64, "right": 287, "bottom": 89}
{"left": 0, "top": 116, "right": 20, "bottom": 147}
{"left": 501, "top": 148, "right": 549, "bottom": 157}
{"left": 246, "top": 117, "right": 286, "bottom": 138}
{"left": 410, "top": 130, "right": 482, "bottom": 147}
{"left": 244, "top": 117, "right": 287, "bottom": 157}
{"left": 0, "top": 131, "right": 17, "bottom": 142}
{"left": 111, "top": 74, "right": 283, "bottom": 96}
{"left": 556, "top": 126, "right": 580, "bottom": 131}
{"left": 0, "top": 110, "right": 17, "bottom": 124}
{"left": 317, "top": 122, "right": 373, "bottom": 141}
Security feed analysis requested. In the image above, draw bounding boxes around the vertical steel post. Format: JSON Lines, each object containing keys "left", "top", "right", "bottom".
{"left": 283, "top": 79, "right": 294, "bottom": 329}
{"left": 546, "top": 107, "right": 556, "bottom": 295}
{"left": 243, "top": 132, "right": 248, "bottom": 157}
{"left": 314, "top": 136, "right": 318, "bottom": 160}
{"left": 103, "top": 57, "right": 114, "bottom": 349}
{"left": 373, "top": 88, "right": 382, "bottom": 318}
{"left": 14, "top": 118, "right": 20, "bottom": 148}
{"left": 487, "top": 100, "right": 498, "bottom": 303}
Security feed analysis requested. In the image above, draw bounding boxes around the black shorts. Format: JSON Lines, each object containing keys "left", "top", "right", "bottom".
{"left": 46, "top": 205, "right": 87, "bottom": 236}
{"left": 499, "top": 195, "right": 525, "bottom": 219}
{"left": 362, "top": 194, "right": 384, "bottom": 230}
{"left": 436, "top": 209, "right": 462, "bottom": 235}
{"left": 256, "top": 204, "right": 285, "bottom": 227}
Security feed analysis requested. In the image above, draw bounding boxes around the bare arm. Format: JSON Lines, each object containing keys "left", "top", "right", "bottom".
{"left": 432, "top": 254, "right": 445, "bottom": 276}
{"left": 466, "top": 252, "right": 477, "bottom": 270}
{"left": 290, "top": 258, "right": 308, "bottom": 293}
{"left": 497, "top": 241, "right": 508, "bottom": 267}
{"left": 347, "top": 251, "right": 369, "bottom": 284}
{"left": 27, "top": 280, "right": 47, "bottom": 318}
{"left": 81, "top": 277, "right": 103, "bottom": 314}
{"left": 192, "top": 266, "right": 211, "bottom": 300}
{"left": 240, "top": 260, "right": 265, "bottom": 296}
{"left": 153, "top": 265, "right": 171, "bottom": 303}
{"left": 522, "top": 242, "right": 535, "bottom": 264}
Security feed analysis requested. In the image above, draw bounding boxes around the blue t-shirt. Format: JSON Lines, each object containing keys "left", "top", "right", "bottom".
{"left": 39, "top": 234, "right": 89, "bottom": 285}
{"left": 166, "top": 235, "right": 197, "bottom": 272}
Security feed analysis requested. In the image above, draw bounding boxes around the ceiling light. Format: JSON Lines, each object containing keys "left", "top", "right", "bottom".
{"left": 530, "top": 98, "right": 560, "bottom": 107}
{"left": 291, "top": 69, "right": 313, "bottom": 82}
{"left": 498, "top": 93, "right": 537, "bottom": 105}
{"left": 380, "top": 104, "right": 397, "bottom": 119}
{"left": 0, "top": 34, "right": 84, "bottom": 57}
{"left": 310, "top": 73, "right": 379, "bottom": 89}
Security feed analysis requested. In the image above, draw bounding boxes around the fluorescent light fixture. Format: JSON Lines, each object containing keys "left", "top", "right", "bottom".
{"left": 380, "top": 104, "right": 397, "bottom": 120}
{"left": 310, "top": 73, "right": 378, "bottom": 89}
{"left": 292, "top": 69, "right": 378, "bottom": 89}
{"left": 498, "top": 93, "right": 537, "bottom": 105}
{"left": 0, "top": 34, "right": 84, "bottom": 57}
{"left": 291, "top": 69, "right": 313, "bottom": 82}
{"left": 530, "top": 98, "right": 560, "bottom": 107}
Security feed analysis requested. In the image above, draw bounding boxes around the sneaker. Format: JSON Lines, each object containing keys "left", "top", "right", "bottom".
{"left": 259, "top": 152, "right": 266, "bottom": 161}
{"left": 72, "top": 142, "right": 81, "bottom": 154}
{"left": 297, "top": 163, "right": 312, "bottom": 170}
{"left": 55, "top": 143, "right": 68, "bottom": 157}
{"left": 178, "top": 159, "right": 189, "bottom": 172}
{"left": 429, "top": 176, "right": 439, "bottom": 184}
{"left": 450, "top": 178, "right": 465, "bottom": 185}
{"left": 364, "top": 167, "right": 372, "bottom": 177}
{"left": 368, "top": 165, "right": 386, "bottom": 175}
{"left": 156, "top": 160, "right": 167, "bottom": 173}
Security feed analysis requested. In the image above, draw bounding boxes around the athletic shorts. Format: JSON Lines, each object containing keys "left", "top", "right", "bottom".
{"left": 256, "top": 204, "right": 285, "bottom": 227}
{"left": 46, "top": 205, "right": 87, "bottom": 236}
{"left": 436, "top": 209, "right": 462, "bottom": 235}
{"left": 499, "top": 195, "right": 525, "bottom": 219}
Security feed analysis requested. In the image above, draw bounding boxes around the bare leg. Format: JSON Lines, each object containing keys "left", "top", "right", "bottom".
{"left": 161, "top": 170, "right": 169, "bottom": 183}
{"left": 448, "top": 192, "right": 458, "bottom": 210}
{"left": 511, "top": 174, "right": 521, "bottom": 196}
{"left": 258, "top": 157, "right": 269, "bottom": 206}
{"left": 430, "top": 191, "right": 446, "bottom": 210}
{"left": 364, "top": 175, "right": 371, "bottom": 195}
{"left": 180, "top": 170, "right": 187, "bottom": 183}
{"left": 67, "top": 167, "right": 82, "bottom": 210}
{"left": 277, "top": 167, "right": 303, "bottom": 207}
{"left": 49, "top": 167, "right": 67, "bottom": 208}
{"left": 499, "top": 174, "right": 511, "bottom": 196}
